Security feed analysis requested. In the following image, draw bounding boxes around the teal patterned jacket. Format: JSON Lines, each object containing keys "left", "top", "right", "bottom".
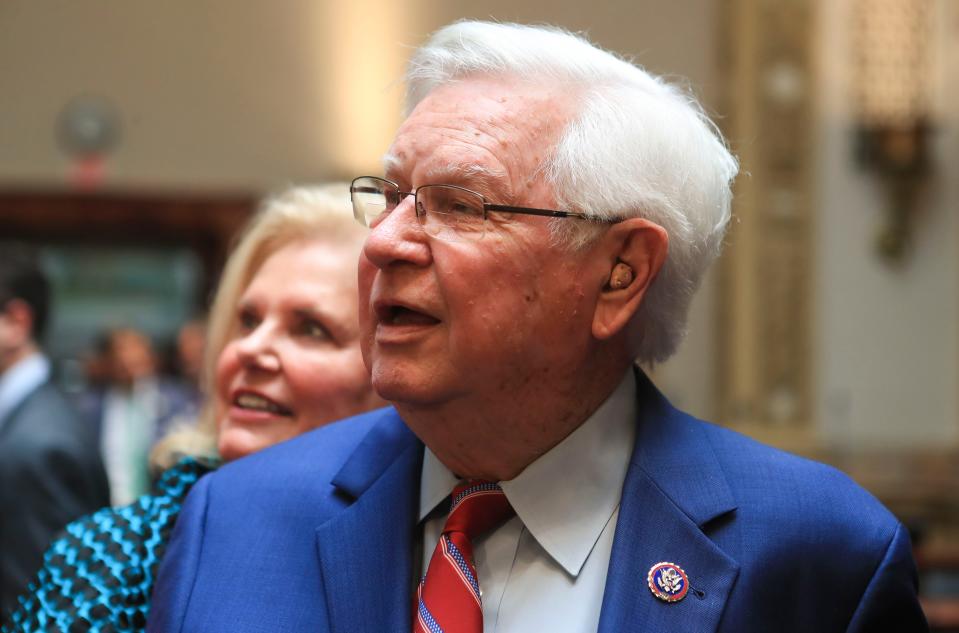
{"left": 2, "top": 457, "right": 218, "bottom": 633}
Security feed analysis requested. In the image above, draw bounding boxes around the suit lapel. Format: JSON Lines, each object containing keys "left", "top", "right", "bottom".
{"left": 315, "top": 410, "right": 423, "bottom": 633}
{"left": 598, "top": 467, "right": 740, "bottom": 633}
{"left": 599, "top": 371, "right": 741, "bottom": 633}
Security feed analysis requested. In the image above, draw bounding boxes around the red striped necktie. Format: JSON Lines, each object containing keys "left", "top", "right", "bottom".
{"left": 414, "top": 481, "right": 515, "bottom": 633}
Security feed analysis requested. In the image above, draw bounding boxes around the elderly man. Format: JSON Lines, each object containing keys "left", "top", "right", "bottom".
{"left": 150, "top": 22, "right": 925, "bottom": 633}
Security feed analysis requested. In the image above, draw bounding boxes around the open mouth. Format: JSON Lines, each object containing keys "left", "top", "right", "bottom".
{"left": 378, "top": 305, "right": 441, "bottom": 327}
{"left": 233, "top": 392, "right": 293, "bottom": 416}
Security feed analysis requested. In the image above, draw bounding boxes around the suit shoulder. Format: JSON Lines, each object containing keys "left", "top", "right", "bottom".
{"left": 12, "top": 381, "right": 80, "bottom": 422}
{"left": 693, "top": 416, "right": 899, "bottom": 533}
{"left": 646, "top": 415, "right": 922, "bottom": 630}
{"left": 203, "top": 406, "right": 399, "bottom": 499}
{"left": 2, "top": 382, "right": 93, "bottom": 454}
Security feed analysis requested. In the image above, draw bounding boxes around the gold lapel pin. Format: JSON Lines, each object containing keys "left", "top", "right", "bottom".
{"left": 647, "top": 562, "right": 689, "bottom": 602}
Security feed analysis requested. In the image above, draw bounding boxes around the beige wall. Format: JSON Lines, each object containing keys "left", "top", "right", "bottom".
{"left": 0, "top": 2, "right": 337, "bottom": 189}
{"left": 0, "top": 1, "right": 720, "bottom": 190}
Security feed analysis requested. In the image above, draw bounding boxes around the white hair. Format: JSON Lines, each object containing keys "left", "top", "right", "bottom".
{"left": 406, "top": 21, "right": 738, "bottom": 364}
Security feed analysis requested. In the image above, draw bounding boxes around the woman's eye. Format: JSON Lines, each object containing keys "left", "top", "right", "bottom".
{"left": 238, "top": 310, "right": 259, "bottom": 331}
{"left": 301, "top": 319, "right": 331, "bottom": 340}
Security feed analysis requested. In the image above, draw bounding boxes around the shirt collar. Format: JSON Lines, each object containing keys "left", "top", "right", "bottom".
{"left": 419, "top": 444, "right": 461, "bottom": 522}
{"left": 418, "top": 369, "right": 637, "bottom": 577}
{"left": 0, "top": 352, "right": 50, "bottom": 424}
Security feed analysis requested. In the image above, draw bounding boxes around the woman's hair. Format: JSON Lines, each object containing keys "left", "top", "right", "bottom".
{"left": 150, "top": 183, "right": 367, "bottom": 470}
{"left": 406, "top": 21, "right": 739, "bottom": 364}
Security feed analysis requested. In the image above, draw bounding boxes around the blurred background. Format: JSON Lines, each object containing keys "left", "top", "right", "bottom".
{"left": 1, "top": 0, "right": 957, "bottom": 625}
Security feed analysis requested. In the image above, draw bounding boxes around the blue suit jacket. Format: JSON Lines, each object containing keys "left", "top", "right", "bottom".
{"left": 149, "top": 374, "right": 926, "bottom": 632}
{"left": 0, "top": 381, "right": 110, "bottom": 619}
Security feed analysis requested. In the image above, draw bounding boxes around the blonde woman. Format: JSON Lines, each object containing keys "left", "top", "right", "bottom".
{"left": 5, "top": 185, "right": 382, "bottom": 632}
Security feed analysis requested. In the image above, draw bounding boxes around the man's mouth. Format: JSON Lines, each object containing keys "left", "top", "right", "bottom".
{"left": 377, "top": 304, "right": 441, "bottom": 327}
{"left": 233, "top": 392, "right": 293, "bottom": 416}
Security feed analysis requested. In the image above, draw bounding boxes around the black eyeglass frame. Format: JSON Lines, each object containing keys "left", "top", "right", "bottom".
{"left": 350, "top": 176, "right": 616, "bottom": 225}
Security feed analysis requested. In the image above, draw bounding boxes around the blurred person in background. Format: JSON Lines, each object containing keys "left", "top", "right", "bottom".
{"left": 80, "top": 327, "right": 196, "bottom": 506}
{"left": 173, "top": 316, "right": 206, "bottom": 402}
{"left": 151, "top": 316, "right": 208, "bottom": 448}
{"left": 3, "top": 184, "right": 383, "bottom": 632}
{"left": 0, "top": 247, "right": 109, "bottom": 621}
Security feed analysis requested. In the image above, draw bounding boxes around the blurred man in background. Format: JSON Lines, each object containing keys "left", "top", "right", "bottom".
{"left": 80, "top": 327, "right": 195, "bottom": 506}
{"left": 173, "top": 316, "right": 205, "bottom": 392}
{"left": 169, "top": 316, "right": 205, "bottom": 417}
{"left": 0, "top": 247, "right": 109, "bottom": 619}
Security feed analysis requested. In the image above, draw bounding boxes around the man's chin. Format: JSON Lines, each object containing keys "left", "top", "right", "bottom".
{"left": 371, "top": 372, "right": 452, "bottom": 409}
{"left": 371, "top": 379, "right": 423, "bottom": 405}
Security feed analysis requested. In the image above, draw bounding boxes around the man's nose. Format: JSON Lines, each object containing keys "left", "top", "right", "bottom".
{"left": 235, "top": 325, "right": 280, "bottom": 372}
{"left": 362, "top": 194, "right": 432, "bottom": 269}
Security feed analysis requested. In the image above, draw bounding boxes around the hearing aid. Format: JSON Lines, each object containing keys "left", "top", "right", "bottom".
{"left": 608, "top": 262, "right": 634, "bottom": 290}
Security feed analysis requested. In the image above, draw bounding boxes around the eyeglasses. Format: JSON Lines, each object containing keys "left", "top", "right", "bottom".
{"left": 350, "top": 176, "right": 612, "bottom": 242}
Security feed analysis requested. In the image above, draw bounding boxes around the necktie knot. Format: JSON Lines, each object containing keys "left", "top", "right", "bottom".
{"left": 443, "top": 480, "right": 514, "bottom": 541}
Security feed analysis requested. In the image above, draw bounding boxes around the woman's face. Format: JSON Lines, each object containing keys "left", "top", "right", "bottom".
{"left": 214, "top": 238, "right": 378, "bottom": 461}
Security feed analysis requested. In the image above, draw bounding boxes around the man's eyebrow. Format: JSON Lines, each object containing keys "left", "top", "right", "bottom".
{"left": 380, "top": 155, "right": 513, "bottom": 202}
{"left": 425, "top": 163, "right": 512, "bottom": 202}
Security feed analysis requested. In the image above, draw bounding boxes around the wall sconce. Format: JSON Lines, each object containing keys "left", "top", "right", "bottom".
{"left": 853, "top": 0, "right": 932, "bottom": 263}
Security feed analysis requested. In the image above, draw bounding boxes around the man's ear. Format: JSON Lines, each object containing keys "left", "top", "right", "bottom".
{"left": 592, "top": 218, "right": 668, "bottom": 340}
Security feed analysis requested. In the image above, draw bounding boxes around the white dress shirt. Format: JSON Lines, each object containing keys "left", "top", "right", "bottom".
{"left": 101, "top": 378, "right": 159, "bottom": 505}
{"left": 0, "top": 352, "right": 49, "bottom": 427}
{"left": 419, "top": 370, "right": 637, "bottom": 633}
